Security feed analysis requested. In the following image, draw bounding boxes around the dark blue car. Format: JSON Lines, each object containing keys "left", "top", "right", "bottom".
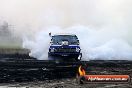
{"left": 48, "top": 33, "right": 82, "bottom": 61}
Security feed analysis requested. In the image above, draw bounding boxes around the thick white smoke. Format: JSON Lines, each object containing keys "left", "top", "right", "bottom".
{"left": 23, "top": 25, "right": 132, "bottom": 60}
{"left": 23, "top": 27, "right": 63, "bottom": 60}
{"left": 0, "top": 0, "right": 132, "bottom": 60}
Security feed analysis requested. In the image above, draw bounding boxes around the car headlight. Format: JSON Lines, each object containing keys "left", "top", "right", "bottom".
{"left": 76, "top": 48, "right": 80, "bottom": 52}
{"left": 50, "top": 48, "right": 55, "bottom": 52}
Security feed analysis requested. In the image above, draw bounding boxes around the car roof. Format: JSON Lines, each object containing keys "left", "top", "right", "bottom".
{"left": 52, "top": 33, "right": 76, "bottom": 36}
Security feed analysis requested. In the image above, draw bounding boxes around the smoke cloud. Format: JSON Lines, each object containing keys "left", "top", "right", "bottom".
{"left": 0, "top": 0, "right": 132, "bottom": 60}
{"left": 23, "top": 25, "right": 132, "bottom": 60}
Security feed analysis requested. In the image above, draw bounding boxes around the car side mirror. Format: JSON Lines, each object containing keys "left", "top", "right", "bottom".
{"left": 77, "top": 40, "right": 79, "bottom": 45}
{"left": 50, "top": 41, "right": 53, "bottom": 45}
{"left": 50, "top": 39, "right": 53, "bottom": 45}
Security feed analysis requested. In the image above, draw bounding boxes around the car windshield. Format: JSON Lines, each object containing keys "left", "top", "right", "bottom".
{"left": 52, "top": 35, "right": 79, "bottom": 45}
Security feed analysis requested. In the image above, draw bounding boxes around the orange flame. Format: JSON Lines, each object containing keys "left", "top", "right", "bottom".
{"left": 78, "top": 65, "right": 86, "bottom": 76}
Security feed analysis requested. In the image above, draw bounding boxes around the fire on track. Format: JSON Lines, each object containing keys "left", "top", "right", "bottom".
{"left": 0, "top": 59, "right": 131, "bottom": 83}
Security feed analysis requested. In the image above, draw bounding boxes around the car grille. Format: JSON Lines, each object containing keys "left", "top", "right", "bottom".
{"left": 56, "top": 48, "right": 76, "bottom": 52}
